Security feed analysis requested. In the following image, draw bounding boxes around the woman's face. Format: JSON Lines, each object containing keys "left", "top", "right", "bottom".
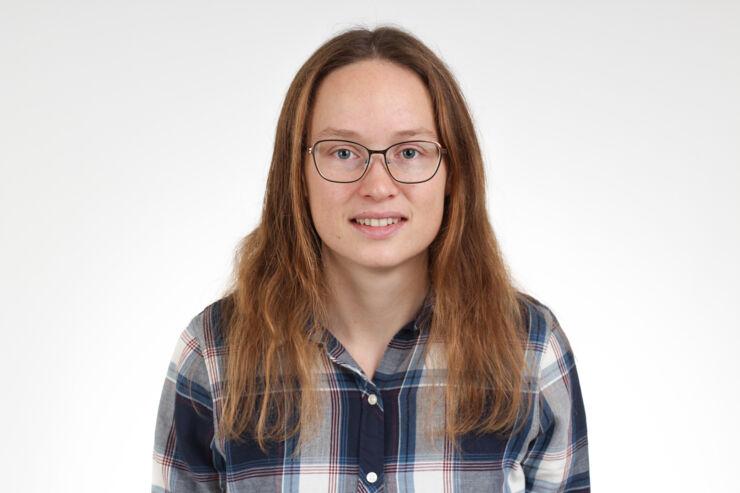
{"left": 305, "top": 59, "right": 447, "bottom": 273}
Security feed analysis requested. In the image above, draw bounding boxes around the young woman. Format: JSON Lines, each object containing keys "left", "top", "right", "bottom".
{"left": 153, "top": 27, "right": 589, "bottom": 492}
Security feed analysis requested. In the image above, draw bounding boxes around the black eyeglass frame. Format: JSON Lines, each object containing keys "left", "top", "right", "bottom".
{"left": 305, "top": 139, "right": 447, "bottom": 184}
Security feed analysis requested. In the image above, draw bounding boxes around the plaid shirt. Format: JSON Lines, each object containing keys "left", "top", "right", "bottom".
{"left": 152, "top": 296, "right": 589, "bottom": 492}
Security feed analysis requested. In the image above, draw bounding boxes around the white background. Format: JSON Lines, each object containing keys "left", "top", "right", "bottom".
{"left": 1, "top": 1, "right": 738, "bottom": 491}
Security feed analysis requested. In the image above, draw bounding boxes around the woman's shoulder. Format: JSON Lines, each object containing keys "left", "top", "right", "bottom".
{"left": 167, "top": 297, "right": 231, "bottom": 395}
{"left": 517, "top": 293, "right": 578, "bottom": 379}
{"left": 518, "top": 293, "right": 559, "bottom": 344}
{"left": 180, "top": 297, "right": 230, "bottom": 354}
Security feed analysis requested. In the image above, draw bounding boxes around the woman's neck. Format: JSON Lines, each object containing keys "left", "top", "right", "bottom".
{"left": 322, "top": 249, "right": 429, "bottom": 379}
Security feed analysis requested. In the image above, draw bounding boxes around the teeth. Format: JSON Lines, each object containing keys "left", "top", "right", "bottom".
{"left": 355, "top": 217, "right": 401, "bottom": 227}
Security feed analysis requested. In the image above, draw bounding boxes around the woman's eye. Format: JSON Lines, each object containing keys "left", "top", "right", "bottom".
{"left": 335, "top": 149, "right": 354, "bottom": 159}
{"left": 401, "top": 148, "right": 418, "bottom": 159}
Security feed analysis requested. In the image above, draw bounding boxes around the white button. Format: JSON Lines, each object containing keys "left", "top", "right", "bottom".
{"left": 368, "top": 394, "right": 378, "bottom": 405}
{"left": 366, "top": 472, "right": 378, "bottom": 484}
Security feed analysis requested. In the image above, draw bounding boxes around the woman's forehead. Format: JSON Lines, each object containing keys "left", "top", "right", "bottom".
{"left": 308, "top": 59, "right": 437, "bottom": 144}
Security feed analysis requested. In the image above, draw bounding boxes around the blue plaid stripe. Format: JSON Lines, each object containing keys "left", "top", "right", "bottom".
{"left": 153, "top": 296, "right": 589, "bottom": 492}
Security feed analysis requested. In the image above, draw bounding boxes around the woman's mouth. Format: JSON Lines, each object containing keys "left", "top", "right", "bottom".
{"left": 350, "top": 216, "right": 407, "bottom": 238}
{"left": 352, "top": 217, "right": 403, "bottom": 227}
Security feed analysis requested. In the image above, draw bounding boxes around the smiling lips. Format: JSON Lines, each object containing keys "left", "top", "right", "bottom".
{"left": 353, "top": 217, "right": 403, "bottom": 227}
{"left": 350, "top": 215, "right": 407, "bottom": 238}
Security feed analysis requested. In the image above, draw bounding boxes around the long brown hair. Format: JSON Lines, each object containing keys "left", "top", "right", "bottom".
{"left": 219, "top": 26, "right": 528, "bottom": 449}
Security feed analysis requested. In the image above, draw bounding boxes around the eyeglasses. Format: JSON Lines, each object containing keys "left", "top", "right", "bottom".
{"left": 305, "top": 139, "right": 447, "bottom": 184}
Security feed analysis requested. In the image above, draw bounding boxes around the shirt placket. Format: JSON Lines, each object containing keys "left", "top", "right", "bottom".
{"left": 358, "top": 379, "right": 384, "bottom": 491}
{"left": 324, "top": 342, "right": 386, "bottom": 492}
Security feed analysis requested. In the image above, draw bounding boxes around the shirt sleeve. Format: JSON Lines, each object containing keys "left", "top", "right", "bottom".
{"left": 152, "top": 321, "right": 226, "bottom": 493}
{"left": 522, "top": 315, "right": 590, "bottom": 492}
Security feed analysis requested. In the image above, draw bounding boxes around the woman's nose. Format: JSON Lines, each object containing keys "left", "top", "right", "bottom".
{"left": 358, "top": 154, "right": 399, "bottom": 200}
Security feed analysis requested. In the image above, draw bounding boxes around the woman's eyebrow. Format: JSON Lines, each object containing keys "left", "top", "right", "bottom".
{"left": 314, "top": 128, "right": 361, "bottom": 140}
{"left": 392, "top": 128, "right": 437, "bottom": 140}
{"left": 314, "top": 127, "right": 437, "bottom": 141}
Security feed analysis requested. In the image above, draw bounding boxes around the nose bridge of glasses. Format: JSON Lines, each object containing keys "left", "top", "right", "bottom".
{"left": 365, "top": 148, "right": 389, "bottom": 165}
{"left": 361, "top": 149, "right": 395, "bottom": 181}
{"left": 361, "top": 149, "right": 388, "bottom": 173}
